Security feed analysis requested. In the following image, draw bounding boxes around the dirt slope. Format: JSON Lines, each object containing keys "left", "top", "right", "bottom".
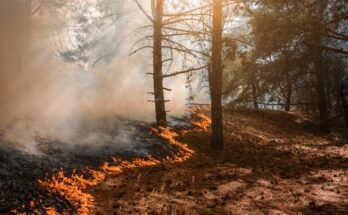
{"left": 90, "top": 107, "right": 348, "bottom": 215}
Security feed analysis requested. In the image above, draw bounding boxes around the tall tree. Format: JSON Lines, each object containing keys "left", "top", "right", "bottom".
{"left": 152, "top": 0, "right": 167, "bottom": 126}
{"left": 132, "top": 0, "right": 210, "bottom": 126}
{"left": 210, "top": 0, "right": 224, "bottom": 150}
{"left": 223, "top": 0, "right": 347, "bottom": 130}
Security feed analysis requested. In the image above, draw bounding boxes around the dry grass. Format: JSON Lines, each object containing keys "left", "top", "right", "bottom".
{"left": 89, "top": 107, "right": 348, "bottom": 215}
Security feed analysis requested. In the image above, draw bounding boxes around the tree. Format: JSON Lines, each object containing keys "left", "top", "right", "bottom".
{"left": 223, "top": 0, "right": 347, "bottom": 130}
{"left": 131, "top": 0, "right": 168, "bottom": 126}
{"left": 152, "top": 0, "right": 167, "bottom": 126}
{"left": 132, "top": 0, "right": 210, "bottom": 126}
{"left": 210, "top": 0, "right": 224, "bottom": 150}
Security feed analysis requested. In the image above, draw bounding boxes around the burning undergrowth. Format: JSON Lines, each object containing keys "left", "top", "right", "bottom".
{"left": 0, "top": 119, "right": 149, "bottom": 214}
{"left": 1, "top": 110, "right": 208, "bottom": 214}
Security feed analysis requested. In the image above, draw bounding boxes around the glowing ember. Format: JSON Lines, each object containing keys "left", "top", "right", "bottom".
{"left": 46, "top": 207, "right": 58, "bottom": 215}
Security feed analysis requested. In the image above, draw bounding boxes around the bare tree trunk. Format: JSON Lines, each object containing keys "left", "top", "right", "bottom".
{"left": 326, "top": 80, "right": 332, "bottom": 112}
{"left": 334, "top": 69, "right": 343, "bottom": 114}
{"left": 210, "top": 0, "right": 224, "bottom": 150}
{"left": 282, "top": 51, "right": 291, "bottom": 112}
{"left": 285, "top": 75, "right": 292, "bottom": 112}
{"left": 316, "top": 69, "right": 329, "bottom": 128}
{"left": 208, "top": 63, "right": 212, "bottom": 95}
{"left": 153, "top": 0, "right": 167, "bottom": 126}
{"left": 314, "top": 49, "right": 330, "bottom": 131}
{"left": 312, "top": 1, "right": 329, "bottom": 131}
{"left": 251, "top": 70, "right": 258, "bottom": 109}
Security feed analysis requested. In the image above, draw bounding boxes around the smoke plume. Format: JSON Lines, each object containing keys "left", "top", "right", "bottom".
{"left": 0, "top": 0, "right": 190, "bottom": 154}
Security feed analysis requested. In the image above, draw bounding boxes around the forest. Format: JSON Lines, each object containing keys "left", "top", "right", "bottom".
{"left": 0, "top": 0, "right": 347, "bottom": 214}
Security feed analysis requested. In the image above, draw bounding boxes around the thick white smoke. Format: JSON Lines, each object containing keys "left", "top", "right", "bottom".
{"left": 0, "top": 0, "right": 191, "bottom": 154}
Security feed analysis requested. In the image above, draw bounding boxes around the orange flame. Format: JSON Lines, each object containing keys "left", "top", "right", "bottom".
{"left": 191, "top": 113, "right": 211, "bottom": 132}
{"left": 38, "top": 113, "right": 211, "bottom": 214}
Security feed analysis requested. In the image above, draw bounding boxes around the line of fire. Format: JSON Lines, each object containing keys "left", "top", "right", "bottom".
{"left": 0, "top": 0, "right": 347, "bottom": 214}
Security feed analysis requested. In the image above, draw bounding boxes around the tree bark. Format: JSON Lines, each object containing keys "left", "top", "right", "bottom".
{"left": 334, "top": 69, "right": 343, "bottom": 115}
{"left": 313, "top": 49, "right": 330, "bottom": 131}
{"left": 251, "top": 69, "right": 258, "bottom": 109}
{"left": 311, "top": 1, "right": 330, "bottom": 131}
{"left": 210, "top": 0, "right": 224, "bottom": 150}
{"left": 282, "top": 51, "right": 291, "bottom": 112}
{"left": 285, "top": 73, "right": 292, "bottom": 112}
{"left": 153, "top": 0, "right": 167, "bottom": 126}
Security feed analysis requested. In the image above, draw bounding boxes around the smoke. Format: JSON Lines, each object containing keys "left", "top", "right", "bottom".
{"left": 0, "top": 0, "right": 191, "bottom": 154}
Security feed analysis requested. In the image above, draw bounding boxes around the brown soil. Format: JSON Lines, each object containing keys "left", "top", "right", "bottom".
{"left": 89, "top": 107, "right": 348, "bottom": 215}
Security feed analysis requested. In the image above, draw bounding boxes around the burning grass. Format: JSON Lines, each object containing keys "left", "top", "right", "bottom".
{"left": 38, "top": 169, "right": 105, "bottom": 214}
{"left": 191, "top": 113, "right": 211, "bottom": 132}
{"left": 187, "top": 106, "right": 212, "bottom": 132}
{"left": 8, "top": 107, "right": 348, "bottom": 214}
{"left": 150, "top": 126, "right": 195, "bottom": 163}
{"left": 36, "top": 113, "right": 206, "bottom": 214}
{"left": 90, "top": 107, "right": 348, "bottom": 215}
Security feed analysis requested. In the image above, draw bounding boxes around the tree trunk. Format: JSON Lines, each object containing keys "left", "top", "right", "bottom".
{"left": 285, "top": 75, "right": 292, "bottom": 112}
{"left": 283, "top": 51, "right": 291, "bottom": 112}
{"left": 326, "top": 79, "right": 332, "bottom": 112}
{"left": 153, "top": 0, "right": 167, "bottom": 126}
{"left": 210, "top": 0, "right": 224, "bottom": 150}
{"left": 314, "top": 49, "right": 330, "bottom": 131}
{"left": 311, "top": 1, "right": 330, "bottom": 131}
{"left": 334, "top": 69, "right": 343, "bottom": 115}
{"left": 251, "top": 69, "right": 258, "bottom": 109}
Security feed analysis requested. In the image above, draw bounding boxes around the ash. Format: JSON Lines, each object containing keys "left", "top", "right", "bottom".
{"left": 0, "top": 118, "right": 177, "bottom": 214}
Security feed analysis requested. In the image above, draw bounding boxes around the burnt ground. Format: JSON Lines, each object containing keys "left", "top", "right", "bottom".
{"left": 0, "top": 107, "right": 347, "bottom": 214}
{"left": 90, "top": 106, "right": 348, "bottom": 215}
{"left": 0, "top": 119, "right": 186, "bottom": 214}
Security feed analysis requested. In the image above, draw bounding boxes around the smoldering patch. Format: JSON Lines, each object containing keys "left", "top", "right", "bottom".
{"left": 0, "top": 117, "right": 151, "bottom": 157}
{"left": 0, "top": 117, "right": 179, "bottom": 214}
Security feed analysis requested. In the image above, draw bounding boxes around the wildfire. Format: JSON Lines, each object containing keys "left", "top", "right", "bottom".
{"left": 191, "top": 113, "right": 211, "bottom": 132}
{"left": 151, "top": 126, "right": 195, "bottom": 163}
{"left": 38, "top": 169, "right": 103, "bottom": 214}
{"left": 38, "top": 112, "right": 209, "bottom": 214}
{"left": 187, "top": 106, "right": 212, "bottom": 132}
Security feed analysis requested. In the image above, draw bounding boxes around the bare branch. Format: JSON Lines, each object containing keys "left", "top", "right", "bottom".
{"left": 129, "top": 46, "right": 153, "bottom": 56}
{"left": 132, "top": 0, "right": 154, "bottom": 23}
{"left": 163, "top": 65, "right": 208, "bottom": 78}
{"left": 31, "top": 0, "right": 43, "bottom": 16}
{"left": 304, "top": 41, "right": 348, "bottom": 55}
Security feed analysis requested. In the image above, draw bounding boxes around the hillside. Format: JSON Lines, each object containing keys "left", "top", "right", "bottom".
{"left": 89, "top": 106, "right": 348, "bottom": 214}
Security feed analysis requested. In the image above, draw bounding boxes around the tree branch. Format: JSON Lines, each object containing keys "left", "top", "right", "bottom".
{"left": 304, "top": 41, "right": 348, "bottom": 55}
{"left": 132, "top": 0, "right": 154, "bottom": 23}
{"left": 163, "top": 65, "right": 208, "bottom": 78}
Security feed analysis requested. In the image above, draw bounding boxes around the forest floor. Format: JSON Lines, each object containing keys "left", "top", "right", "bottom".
{"left": 90, "top": 106, "right": 348, "bottom": 215}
